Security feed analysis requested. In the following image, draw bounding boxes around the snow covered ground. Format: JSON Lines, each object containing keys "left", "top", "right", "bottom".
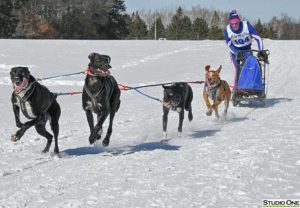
{"left": 0, "top": 39, "right": 299, "bottom": 208}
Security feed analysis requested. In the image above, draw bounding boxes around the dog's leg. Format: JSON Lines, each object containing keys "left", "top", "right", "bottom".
{"left": 223, "top": 96, "right": 229, "bottom": 119}
{"left": 96, "top": 114, "right": 103, "bottom": 140}
{"left": 178, "top": 110, "right": 184, "bottom": 137}
{"left": 85, "top": 110, "right": 94, "bottom": 134}
{"left": 162, "top": 106, "right": 169, "bottom": 138}
{"left": 203, "top": 92, "right": 212, "bottom": 116}
{"left": 186, "top": 86, "right": 193, "bottom": 121}
{"left": 12, "top": 103, "right": 23, "bottom": 128}
{"left": 102, "top": 110, "right": 116, "bottom": 147}
{"left": 223, "top": 86, "right": 231, "bottom": 120}
{"left": 214, "top": 108, "right": 220, "bottom": 119}
{"left": 49, "top": 101, "right": 61, "bottom": 154}
{"left": 89, "top": 111, "right": 109, "bottom": 145}
{"left": 212, "top": 99, "right": 222, "bottom": 120}
{"left": 11, "top": 115, "right": 46, "bottom": 142}
{"left": 188, "top": 107, "right": 193, "bottom": 122}
{"left": 35, "top": 123, "right": 53, "bottom": 153}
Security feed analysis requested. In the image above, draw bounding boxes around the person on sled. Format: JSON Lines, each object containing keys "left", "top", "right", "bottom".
{"left": 224, "top": 10, "right": 264, "bottom": 89}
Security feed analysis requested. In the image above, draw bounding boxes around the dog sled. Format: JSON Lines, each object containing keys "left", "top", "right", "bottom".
{"left": 232, "top": 49, "right": 270, "bottom": 107}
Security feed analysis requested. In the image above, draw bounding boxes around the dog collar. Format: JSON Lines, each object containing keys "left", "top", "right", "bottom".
{"left": 85, "top": 67, "right": 111, "bottom": 77}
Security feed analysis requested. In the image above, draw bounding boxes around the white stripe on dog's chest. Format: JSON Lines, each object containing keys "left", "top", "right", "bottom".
{"left": 24, "top": 101, "right": 36, "bottom": 118}
{"left": 15, "top": 97, "right": 37, "bottom": 118}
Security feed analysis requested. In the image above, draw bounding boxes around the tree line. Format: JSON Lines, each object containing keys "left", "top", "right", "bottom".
{"left": 1, "top": 0, "right": 300, "bottom": 40}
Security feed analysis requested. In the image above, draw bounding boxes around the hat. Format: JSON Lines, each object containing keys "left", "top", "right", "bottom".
{"left": 229, "top": 10, "right": 240, "bottom": 23}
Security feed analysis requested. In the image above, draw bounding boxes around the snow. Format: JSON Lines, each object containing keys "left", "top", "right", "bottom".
{"left": 0, "top": 39, "right": 299, "bottom": 208}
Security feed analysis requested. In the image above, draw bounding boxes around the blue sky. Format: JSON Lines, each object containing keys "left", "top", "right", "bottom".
{"left": 124, "top": 0, "right": 300, "bottom": 22}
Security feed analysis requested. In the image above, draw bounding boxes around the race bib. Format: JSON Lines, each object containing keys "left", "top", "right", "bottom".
{"left": 231, "top": 33, "right": 251, "bottom": 48}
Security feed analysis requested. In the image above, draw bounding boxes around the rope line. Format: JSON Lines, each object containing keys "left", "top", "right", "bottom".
{"left": 37, "top": 71, "right": 85, "bottom": 81}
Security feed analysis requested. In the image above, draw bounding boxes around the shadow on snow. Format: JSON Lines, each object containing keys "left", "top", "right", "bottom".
{"left": 63, "top": 141, "right": 180, "bottom": 157}
{"left": 235, "top": 97, "right": 292, "bottom": 108}
{"left": 265, "top": 97, "right": 292, "bottom": 107}
{"left": 189, "top": 129, "right": 220, "bottom": 139}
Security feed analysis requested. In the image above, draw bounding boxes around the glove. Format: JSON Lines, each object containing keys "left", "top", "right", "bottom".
{"left": 257, "top": 51, "right": 268, "bottom": 63}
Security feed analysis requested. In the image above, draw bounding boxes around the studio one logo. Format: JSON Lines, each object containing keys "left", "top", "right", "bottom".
{"left": 262, "top": 199, "right": 300, "bottom": 208}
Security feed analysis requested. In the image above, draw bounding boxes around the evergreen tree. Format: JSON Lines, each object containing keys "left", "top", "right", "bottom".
{"left": 105, "top": 0, "right": 129, "bottom": 39}
{"left": 181, "top": 16, "right": 192, "bottom": 39}
{"left": 192, "top": 17, "right": 209, "bottom": 40}
{"left": 60, "top": 7, "right": 85, "bottom": 39}
{"left": 254, "top": 19, "right": 265, "bottom": 37}
{"left": 211, "top": 11, "right": 220, "bottom": 27}
{"left": 167, "top": 7, "right": 192, "bottom": 40}
{"left": 208, "top": 26, "right": 223, "bottom": 40}
{"left": 128, "top": 12, "right": 148, "bottom": 39}
{"left": 208, "top": 11, "right": 223, "bottom": 40}
{"left": 149, "top": 16, "right": 166, "bottom": 39}
{"left": 167, "top": 7, "right": 182, "bottom": 40}
{"left": 0, "top": 0, "right": 16, "bottom": 38}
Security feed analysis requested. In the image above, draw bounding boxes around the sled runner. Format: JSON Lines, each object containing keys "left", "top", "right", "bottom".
{"left": 232, "top": 49, "right": 270, "bottom": 107}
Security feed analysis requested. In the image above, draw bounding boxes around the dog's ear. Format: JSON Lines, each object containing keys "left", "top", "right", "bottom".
{"left": 22, "top": 67, "right": 29, "bottom": 74}
{"left": 88, "top": 52, "right": 95, "bottom": 61}
{"left": 10, "top": 66, "right": 29, "bottom": 74}
{"left": 162, "top": 84, "right": 166, "bottom": 89}
{"left": 10, "top": 67, "right": 16, "bottom": 74}
{"left": 205, "top": 65, "right": 210, "bottom": 72}
{"left": 216, "top": 65, "right": 222, "bottom": 74}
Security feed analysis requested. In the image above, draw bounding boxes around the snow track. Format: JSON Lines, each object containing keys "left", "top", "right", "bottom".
{"left": 0, "top": 40, "right": 299, "bottom": 208}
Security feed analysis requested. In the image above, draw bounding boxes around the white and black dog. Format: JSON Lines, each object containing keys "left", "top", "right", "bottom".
{"left": 10, "top": 67, "right": 61, "bottom": 154}
{"left": 162, "top": 82, "right": 193, "bottom": 138}
{"left": 82, "top": 53, "right": 121, "bottom": 146}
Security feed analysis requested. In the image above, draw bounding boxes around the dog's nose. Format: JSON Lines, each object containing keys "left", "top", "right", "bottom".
{"left": 14, "top": 77, "right": 20, "bottom": 83}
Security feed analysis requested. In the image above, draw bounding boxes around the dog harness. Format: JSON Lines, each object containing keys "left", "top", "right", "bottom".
{"left": 83, "top": 83, "right": 105, "bottom": 111}
{"left": 204, "top": 81, "right": 227, "bottom": 101}
{"left": 15, "top": 82, "right": 55, "bottom": 119}
{"left": 84, "top": 71, "right": 115, "bottom": 112}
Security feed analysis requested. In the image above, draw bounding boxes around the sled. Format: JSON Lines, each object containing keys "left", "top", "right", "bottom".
{"left": 232, "top": 49, "right": 270, "bottom": 107}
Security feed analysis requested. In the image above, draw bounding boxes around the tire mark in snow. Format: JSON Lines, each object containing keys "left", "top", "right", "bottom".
{"left": 113, "top": 44, "right": 224, "bottom": 70}
{"left": 1, "top": 157, "right": 56, "bottom": 177}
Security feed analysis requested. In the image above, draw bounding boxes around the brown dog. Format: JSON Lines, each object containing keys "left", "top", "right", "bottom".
{"left": 203, "top": 65, "right": 231, "bottom": 119}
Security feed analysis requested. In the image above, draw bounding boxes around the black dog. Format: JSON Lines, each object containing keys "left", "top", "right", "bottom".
{"left": 162, "top": 82, "right": 193, "bottom": 138}
{"left": 10, "top": 67, "right": 61, "bottom": 153}
{"left": 82, "top": 52, "right": 121, "bottom": 146}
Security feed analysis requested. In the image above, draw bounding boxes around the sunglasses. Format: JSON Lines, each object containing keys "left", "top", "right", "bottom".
{"left": 230, "top": 21, "right": 240, "bottom": 26}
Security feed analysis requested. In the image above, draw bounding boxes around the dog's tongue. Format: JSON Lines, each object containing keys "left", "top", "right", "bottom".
{"left": 14, "top": 78, "right": 28, "bottom": 93}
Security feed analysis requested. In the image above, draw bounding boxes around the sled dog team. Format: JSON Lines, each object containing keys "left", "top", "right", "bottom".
{"left": 10, "top": 52, "right": 231, "bottom": 154}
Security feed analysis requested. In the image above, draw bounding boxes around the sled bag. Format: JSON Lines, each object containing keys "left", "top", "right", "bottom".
{"left": 237, "top": 55, "right": 263, "bottom": 90}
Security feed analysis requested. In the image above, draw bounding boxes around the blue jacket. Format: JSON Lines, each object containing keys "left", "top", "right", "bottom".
{"left": 224, "top": 21, "right": 263, "bottom": 54}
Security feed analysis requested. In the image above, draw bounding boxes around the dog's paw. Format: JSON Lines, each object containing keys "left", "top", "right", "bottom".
{"left": 206, "top": 109, "right": 213, "bottom": 116}
{"left": 41, "top": 143, "right": 52, "bottom": 153}
{"left": 89, "top": 136, "right": 96, "bottom": 145}
{"left": 162, "top": 131, "right": 167, "bottom": 139}
{"left": 102, "top": 138, "right": 110, "bottom": 147}
{"left": 14, "top": 129, "right": 26, "bottom": 140}
{"left": 177, "top": 132, "right": 182, "bottom": 138}
{"left": 11, "top": 134, "right": 19, "bottom": 142}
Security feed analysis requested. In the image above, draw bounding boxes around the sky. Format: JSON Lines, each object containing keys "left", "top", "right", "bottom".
{"left": 124, "top": 0, "right": 300, "bottom": 23}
